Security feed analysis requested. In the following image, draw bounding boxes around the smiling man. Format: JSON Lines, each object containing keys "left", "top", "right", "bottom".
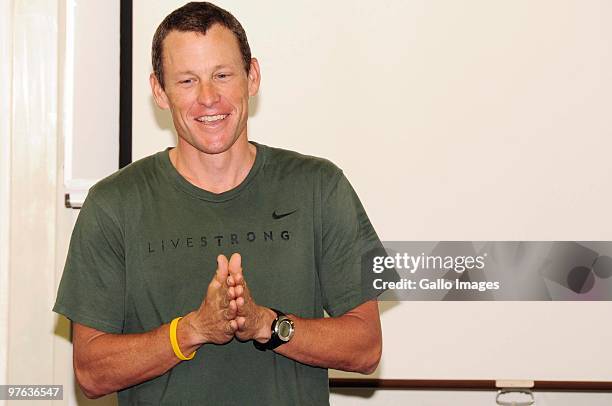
{"left": 53, "top": 2, "right": 384, "bottom": 405}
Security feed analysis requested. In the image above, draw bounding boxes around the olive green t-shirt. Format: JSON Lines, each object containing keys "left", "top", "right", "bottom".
{"left": 53, "top": 142, "right": 383, "bottom": 405}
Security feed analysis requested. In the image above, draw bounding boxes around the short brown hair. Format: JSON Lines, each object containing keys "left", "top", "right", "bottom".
{"left": 152, "top": 2, "right": 252, "bottom": 89}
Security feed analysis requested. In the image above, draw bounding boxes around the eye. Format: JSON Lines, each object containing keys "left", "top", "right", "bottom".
{"left": 216, "top": 73, "right": 232, "bottom": 80}
{"left": 178, "top": 78, "right": 195, "bottom": 85}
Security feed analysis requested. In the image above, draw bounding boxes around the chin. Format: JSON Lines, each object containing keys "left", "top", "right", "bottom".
{"left": 192, "top": 137, "right": 241, "bottom": 155}
{"left": 197, "top": 145, "right": 232, "bottom": 155}
{"left": 179, "top": 124, "right": 245, "bottom": 155}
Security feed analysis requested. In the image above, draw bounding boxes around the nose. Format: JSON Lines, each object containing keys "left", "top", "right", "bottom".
{"left": 197, "top": 80, "right": 220, "bottom": 107}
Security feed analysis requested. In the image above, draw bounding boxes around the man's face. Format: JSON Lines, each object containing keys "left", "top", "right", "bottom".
{"left": 151, "top": 25, "right": 260, "bottom": 155}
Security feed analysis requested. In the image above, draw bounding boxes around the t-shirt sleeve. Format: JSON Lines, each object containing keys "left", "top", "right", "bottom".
{"left": 318, "top": 169, "right": 385, "bottom": 317}
{"left": 53, "top": 192, "right": 126, "bottom": 333}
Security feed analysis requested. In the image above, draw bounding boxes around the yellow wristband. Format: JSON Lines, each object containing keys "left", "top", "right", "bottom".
{"left": 170, "top": 317, "right": 196, "bottom": 361}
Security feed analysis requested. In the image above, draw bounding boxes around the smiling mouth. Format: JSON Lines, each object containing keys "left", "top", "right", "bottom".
{"left": 195, "top": 114, "right": 228, "bottom": 123}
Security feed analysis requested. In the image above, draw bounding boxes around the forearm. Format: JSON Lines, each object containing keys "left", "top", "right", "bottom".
{"left": 273, "top": 302, "right": 382, "bottom": 374}
{"left": 74, "top": 312, "right": 201, "bottom": 398}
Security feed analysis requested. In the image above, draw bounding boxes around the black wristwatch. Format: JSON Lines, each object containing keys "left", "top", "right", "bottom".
{"left": 253, "top": 308, "right": 295, "bottom": 351}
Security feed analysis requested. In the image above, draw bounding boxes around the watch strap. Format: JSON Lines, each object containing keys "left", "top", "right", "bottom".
{"left": 253, "top": 308, "right": 286, "bottom": 351}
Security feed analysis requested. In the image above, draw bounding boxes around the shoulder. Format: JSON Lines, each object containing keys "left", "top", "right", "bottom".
{"left": 260, "top": 144, "right": 344, "bottom": 184}
{"left": 83, "top": 151, "right": 163, "bottom": 214}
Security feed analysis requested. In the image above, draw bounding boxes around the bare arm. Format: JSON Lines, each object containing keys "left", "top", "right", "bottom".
{"left": 73, "top": 256, "right": 239, "bottom": 398}
{"left": 276, "top": 300, "right": 382, "bottom": 374}
{"left": 73, "top": 322, "right": 183, "bottom": 398}
{"left": 74, "top": 253, "right": 382, "bottom": 399}
{"left": 229, "top": 254, "right": 383, "bottom": 374}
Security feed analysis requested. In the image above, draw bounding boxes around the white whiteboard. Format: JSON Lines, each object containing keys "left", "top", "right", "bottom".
{"left": 132, "top": 0, "right": 612, "bottom": 382}
{"left": 63, "top": 0, "right": 120, "bottom": 207}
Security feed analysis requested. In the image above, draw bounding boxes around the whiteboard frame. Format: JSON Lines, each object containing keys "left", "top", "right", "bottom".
{"left": 127, "top": 1, "right": 612, "bottom": 390}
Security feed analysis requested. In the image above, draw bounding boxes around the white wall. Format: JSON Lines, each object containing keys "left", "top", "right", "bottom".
{"left": 2, "top": 1, "right": 120, "bottom": 405}
{"left": 7, "top": 0, "right": 59, "bottom": 395}
{"left": 0, "top": 0, "right": 13, "bottom": 401}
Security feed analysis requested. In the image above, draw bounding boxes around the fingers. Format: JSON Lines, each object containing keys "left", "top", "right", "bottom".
{"left": 236, "top": 280, "right": 254, "bottom": 308}
{"left": 225, "top": 319, "right": 238, "bottom": 334}
{"left": 229, "top": 319, "right": 238, "bottom": 332}
{"left": 210, "top": 282, "right": 235, "bottom": 314}
{"left": 222, "top": 308, "right": 231, "bottom": 320}
{"left": 236, "top": 295, "right": 251, "bottom": 317}
{"left": 223, "top": 300, "right": 238, "bottom": 320}
{"left": 227, "top": 275, "right": 235, "bottom": 287}
{"left": 227, "top": 286, "right": 236, "bottom": 300}
{"left": 228, "top": 298, "right": 237, "bottom": 313}
{"left": 205, "top": 253, "right": 261, "bottom": 342}
{"left": 228, "top": 253, "right": 244, "bottom": 285}
{"left": 236, "top": 296, "right": 245, "bottom": 308}
{"left": 215, "top": 254, "right": 229, "bottom": 284}
{"left": 236, "top": 316, "right": 246, "bottom": 331}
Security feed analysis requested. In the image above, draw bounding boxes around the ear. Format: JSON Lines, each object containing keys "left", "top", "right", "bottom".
{"left": 150, "top": 72, "right": 170, "bottom": 109}
{"left": 247, "top": 58, "right": 261, "bottom": 97}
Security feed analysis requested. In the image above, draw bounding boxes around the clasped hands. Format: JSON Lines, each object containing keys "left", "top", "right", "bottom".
{"left": 189, "top": 253, "right": 276, "bottom": 346}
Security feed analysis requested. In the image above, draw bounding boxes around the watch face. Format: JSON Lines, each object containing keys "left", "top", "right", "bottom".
{"left": 277, "top": 318, "right": 294, "bottom": 341}
{"left": 278, "top": 320, "right": 291, "bottom": 337}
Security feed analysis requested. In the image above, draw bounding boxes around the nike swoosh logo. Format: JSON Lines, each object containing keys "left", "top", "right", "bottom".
{"left": 272, "top": 209, "right": 298, "bottom": 220}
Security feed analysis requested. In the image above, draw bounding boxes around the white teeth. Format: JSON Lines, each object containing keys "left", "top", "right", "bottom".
{"left": 196, "top": 114, "right": 227, "bottom": 122}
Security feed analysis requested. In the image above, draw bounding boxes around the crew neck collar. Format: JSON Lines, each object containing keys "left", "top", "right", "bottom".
{"left": 158, "top": 141, "right": 266, "bottom": 203}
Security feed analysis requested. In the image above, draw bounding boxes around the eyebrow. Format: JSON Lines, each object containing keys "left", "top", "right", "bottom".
{"left": 211, "top": 64, "right": 233, "bottom": 71}
{"left": 173, "top": 70, "right": 198, "bottom": 76}
{"left": 174, "top": 65, "right": 234, "bottom": 76}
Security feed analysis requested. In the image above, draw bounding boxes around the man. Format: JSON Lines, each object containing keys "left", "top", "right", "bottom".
{"left": 54, "top": 2, "right": 384, "bottom": 405}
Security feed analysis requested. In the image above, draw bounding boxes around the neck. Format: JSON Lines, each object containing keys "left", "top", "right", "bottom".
{"left": 169, "top": 138, "right": 256, "bottom": 194}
